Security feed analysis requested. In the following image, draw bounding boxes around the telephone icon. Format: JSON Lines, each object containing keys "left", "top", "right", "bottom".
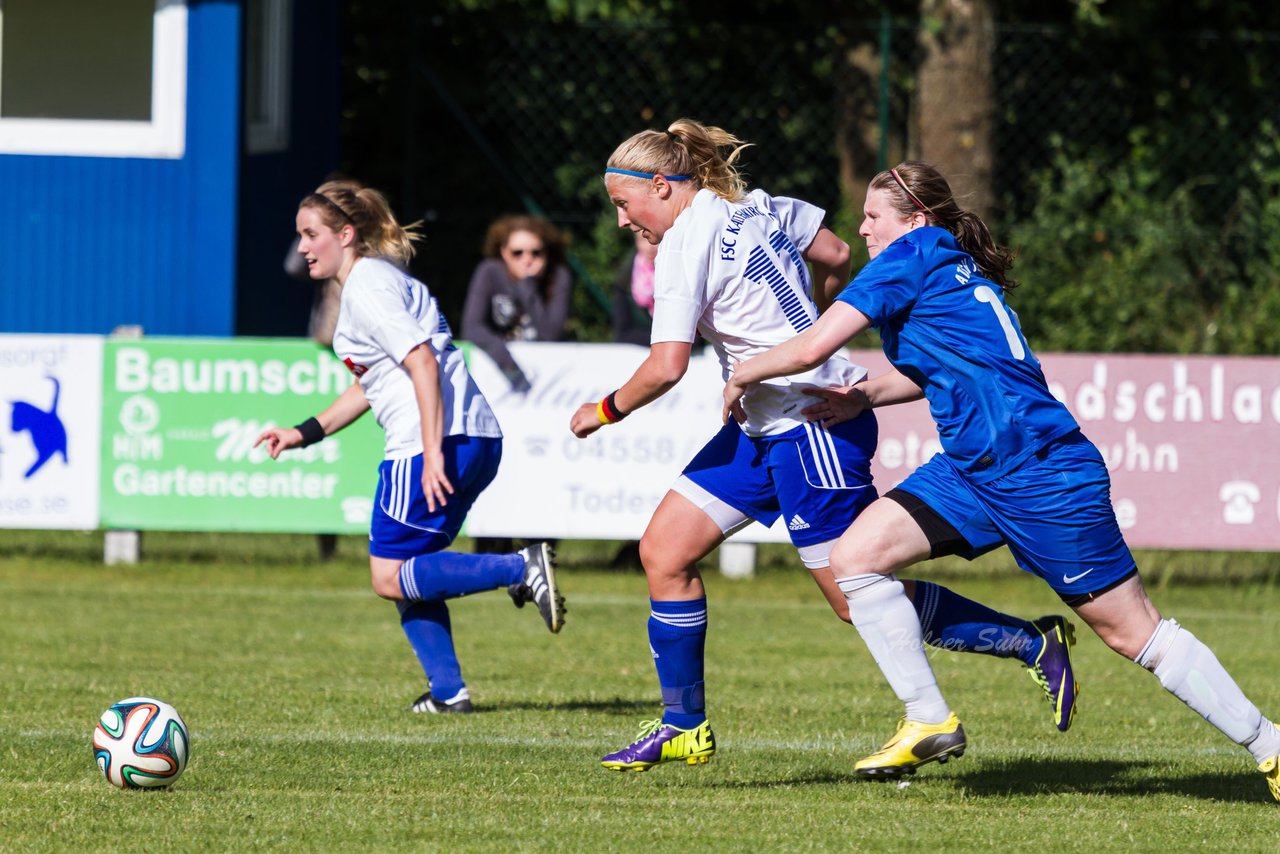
{"left": 1219, "top": 480, "right": 1260, "bottom": 525}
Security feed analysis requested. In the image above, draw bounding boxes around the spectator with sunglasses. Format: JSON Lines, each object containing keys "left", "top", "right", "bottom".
{"left": 462, "top": 214, "right": 572, "bottom": 392}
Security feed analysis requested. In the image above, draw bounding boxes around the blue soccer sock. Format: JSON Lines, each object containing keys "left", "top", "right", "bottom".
{"left": 911, "top": 581, "right": 1040, "bottom": 664}
{"left": 397, "top": 600, "right": 465, "bottom": 701}
{"left": 649, "top": 598, "right": 708, "bottom": 729}
{"left": 398, "top": 552, "right": 524, "bottom": 602}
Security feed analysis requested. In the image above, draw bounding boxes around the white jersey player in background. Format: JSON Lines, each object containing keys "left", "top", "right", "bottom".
{"left": 570, "top": 120, "right": 1077, "bottom": 773}
{"left": 257, "top": 179, "right": 564, "bottom": 716}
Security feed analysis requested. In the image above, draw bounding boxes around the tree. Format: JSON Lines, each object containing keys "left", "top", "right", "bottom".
{"left": 915, "top": 0, "right": 996, "bottom": 219}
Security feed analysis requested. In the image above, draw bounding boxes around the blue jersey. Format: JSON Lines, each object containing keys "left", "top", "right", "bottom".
{"left": 836, "top": 227, "right": 1078, "bottom": 482}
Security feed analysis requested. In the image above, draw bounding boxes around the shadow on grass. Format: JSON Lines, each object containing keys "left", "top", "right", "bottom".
{"left": 719, "top": 758, "right": 1272, "bottom": 804}
{"left": 482, "top": 696, "right": 654, "bottom": 715}
{"left": 951, "top": 757, "right": 1271, "bottom": 804}
{"left": 713, "top": 770, "right": 854, "bottom": 788}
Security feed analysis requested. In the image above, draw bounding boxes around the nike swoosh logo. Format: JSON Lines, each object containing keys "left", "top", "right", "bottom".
{"left": 1062, "top": 568, "right": 1095, "bottom": 584}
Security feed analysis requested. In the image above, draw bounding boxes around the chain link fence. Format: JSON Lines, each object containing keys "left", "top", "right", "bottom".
{"left": 391, "top": 15, "right": 1280, "bottom": 350}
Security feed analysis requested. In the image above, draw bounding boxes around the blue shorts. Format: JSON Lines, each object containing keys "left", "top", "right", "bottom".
{"left": 681, "top": 414, "right": 878, "bottom": 548}
{"left": 369, "top": 435, "right": 503, "bottom": 560}
{"left": 896, "top": 431, "right": 1137, "bottom": 599}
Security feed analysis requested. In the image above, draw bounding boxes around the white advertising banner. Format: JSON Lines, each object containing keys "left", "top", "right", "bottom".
{"left": 466, "top": 342, "right": 1280, "bottom": 552}
{"left": 0, "top": 335, "right": 102, "bottom": 529}
{"left": 465, "top": 342, "right": 793, "bottom": 542}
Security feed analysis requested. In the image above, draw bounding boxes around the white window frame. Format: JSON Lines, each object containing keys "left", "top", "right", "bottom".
{"left": 245, "top": 0, "right": 291, "bottom": 154}
{"left": 0, "top": 1, "right": 187, "bottom": 159}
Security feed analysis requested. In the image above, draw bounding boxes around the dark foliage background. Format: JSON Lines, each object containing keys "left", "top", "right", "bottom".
{"left": 338, "top": 0, "right": 1280, "bottom": 353}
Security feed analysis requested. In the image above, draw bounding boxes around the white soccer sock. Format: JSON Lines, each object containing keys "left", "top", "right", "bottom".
{"left": 838, "top": 574, "right": 951, "bottom": 725}
{"left": 1136, "top": 618, "right": 1280, "bottom": 764}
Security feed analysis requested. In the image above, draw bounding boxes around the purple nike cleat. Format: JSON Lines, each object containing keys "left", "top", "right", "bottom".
{"left": 600, "top": 719, "right": 716, "bottom": 772}
{"left": 1026, "top": 615, "right": 1079, "bottom": 732}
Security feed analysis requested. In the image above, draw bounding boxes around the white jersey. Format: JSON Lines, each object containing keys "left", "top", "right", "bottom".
{"left": 333, "top": 257, "right": 501, "bottom": 458}
{"left": 650, "top": 188, "right": 868, "bottom": 436}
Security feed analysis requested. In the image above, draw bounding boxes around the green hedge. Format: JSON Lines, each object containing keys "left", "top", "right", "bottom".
{"left": 1005, "top": 126, "right": 1280, "bottom": 355}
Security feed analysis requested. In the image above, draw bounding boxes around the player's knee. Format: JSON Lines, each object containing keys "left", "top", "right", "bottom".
{"left": 1077, "top": 612, "right": 1147, "bottom": 660}
{"left": 828, "top": 598, "right": 852, "bottom": 624}
{"left": 369, "top": 565, "right": 403, "bottom": 600}
{"left": 1099, "top": 623, "right": 1151, "bottom": 661}
{"left": 829, "top": 536, "right": 892, "bottom": 577}
{"left": 636, "top": 535, "right": 660, "bottom": 571}
{"left": 1074, "top": 575, "right": 1161, "bottom": 660}
{"left": 638, "top": 534, "right": 682, "bottom": 578}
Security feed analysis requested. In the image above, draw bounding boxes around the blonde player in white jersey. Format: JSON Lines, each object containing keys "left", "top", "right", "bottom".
{"left": 257, "top": 179, "right": 565, "bottom": 715}
{"left": 571, "top": 120, "right": 1077, "bottom": 772}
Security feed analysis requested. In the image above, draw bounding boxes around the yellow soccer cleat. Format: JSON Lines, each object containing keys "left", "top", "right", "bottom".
{"left": 1260, "top": 755, "right": 1280, "bottom": 804}
{"left": 854, "top": 713, "right": 967, "bottom": 780}
{"left": 600, "top": 719, "right": 716, "bottom": 772}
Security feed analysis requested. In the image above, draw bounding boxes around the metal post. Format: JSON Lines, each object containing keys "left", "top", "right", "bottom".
{"left": 104, "top": 324, "right": 144, "bottom": 565}
{"left": 719, "top": 540, "right": 757, "bottom": 579}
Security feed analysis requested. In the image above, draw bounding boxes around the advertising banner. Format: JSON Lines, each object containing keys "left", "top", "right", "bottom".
{"left": 863, "top": 350, "right": 1280, "bottom": 551}
{"left": 467, "top": 342, "right": 796, "bottom": 543}
{"left": 99, "top": 338, "right": 384, "bottom": 533}
{"left": 1038, "top": 352, "right": 1280, "bottom": 551}
{"left": 469, "top": 343, "right": 1280, "bottom": 552}
{"left": 0, "top": 335, "right": 102, "bottom": 529}
{"left": 3, "top": 333, "right": 1271, "bottom": 551}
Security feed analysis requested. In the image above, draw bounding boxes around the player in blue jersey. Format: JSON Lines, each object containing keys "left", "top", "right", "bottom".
{"left": 725, "top": 160, "right": 1280, "bottom": 798}
{"left": 256, "top": 179, "right": 565, "bottom": 715}
{"left": 571, "top": 123, "right": 1080, "bottom": 773}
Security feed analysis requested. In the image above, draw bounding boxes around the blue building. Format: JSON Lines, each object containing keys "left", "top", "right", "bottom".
{"left": 0, "top": 0, "right": 341, "bottom": 337}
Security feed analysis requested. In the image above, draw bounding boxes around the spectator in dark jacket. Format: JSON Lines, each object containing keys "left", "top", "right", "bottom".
{"left": 462, "top": 214, "right": 572, "bottom": 391}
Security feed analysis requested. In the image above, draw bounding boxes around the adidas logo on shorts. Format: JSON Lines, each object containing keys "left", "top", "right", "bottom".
{"left": 788, "top": 514, "right": 810, "bottom": 531}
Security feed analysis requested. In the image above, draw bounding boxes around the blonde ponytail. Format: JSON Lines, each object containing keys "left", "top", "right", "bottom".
{"left": 606, "top": 118, "right": 751, "bottom": 202}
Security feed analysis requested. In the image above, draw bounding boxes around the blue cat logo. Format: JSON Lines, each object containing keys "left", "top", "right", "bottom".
{"left": 11, "top": 375, "right": 68, "bottom": 479}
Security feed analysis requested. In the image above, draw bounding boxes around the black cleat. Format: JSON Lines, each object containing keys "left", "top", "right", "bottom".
{"left": 411, "top": 689, "right": 474, "bottom": 714}
{"left": 509, "top": 542, "right": 566, "bottom": 633}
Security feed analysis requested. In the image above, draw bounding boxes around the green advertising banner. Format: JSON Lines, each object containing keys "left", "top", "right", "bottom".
{"left": 100, "top": 338, "right": 385, "bottom": 533}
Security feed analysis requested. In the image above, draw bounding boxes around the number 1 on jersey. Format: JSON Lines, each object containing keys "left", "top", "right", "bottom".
{"left": 973, "top": 285, "right": 1026, "bottom": 360}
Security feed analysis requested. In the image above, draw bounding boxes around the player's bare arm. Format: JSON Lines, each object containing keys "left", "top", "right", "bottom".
{"left": 722, "top": 301, "right": 872, "bottom": 423}
{"left": 570, "top": 341, "right": 692, "bottom": 438}
{"left": 402, "top": 341, "right": 453, "bottom": 511}
{"left": 254, "top": 381, "right": 371, "bottom": 459}
{"left": 801, "top": 367, "right": 925, "bottom": 427}
{"left": 803, "top": 226, "right": 852, "bottom": 313}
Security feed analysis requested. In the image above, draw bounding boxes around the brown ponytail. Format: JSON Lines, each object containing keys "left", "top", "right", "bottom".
{"left": 871, "top": 161, "right": 1017, "bottom": 289}
{"left": 299, "top": 179, "right": 423, "bottom": 267}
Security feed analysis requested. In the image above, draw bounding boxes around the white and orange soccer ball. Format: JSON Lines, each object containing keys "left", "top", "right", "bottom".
{"left": 92, "top": 697, "right": 189, "bottom": 789}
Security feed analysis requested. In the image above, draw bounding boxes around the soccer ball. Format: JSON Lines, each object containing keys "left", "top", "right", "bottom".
{"left": 93, "top": 697, "right": 190, "bottom": 789}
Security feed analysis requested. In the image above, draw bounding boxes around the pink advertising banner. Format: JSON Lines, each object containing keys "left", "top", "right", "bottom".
{"left": 855, "top": 349, "right": 1280, "bottom": 551}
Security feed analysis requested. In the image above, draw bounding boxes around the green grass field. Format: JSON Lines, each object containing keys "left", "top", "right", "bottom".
{"left": 2, "top": 532, "right": 1278, "bottom": 851}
